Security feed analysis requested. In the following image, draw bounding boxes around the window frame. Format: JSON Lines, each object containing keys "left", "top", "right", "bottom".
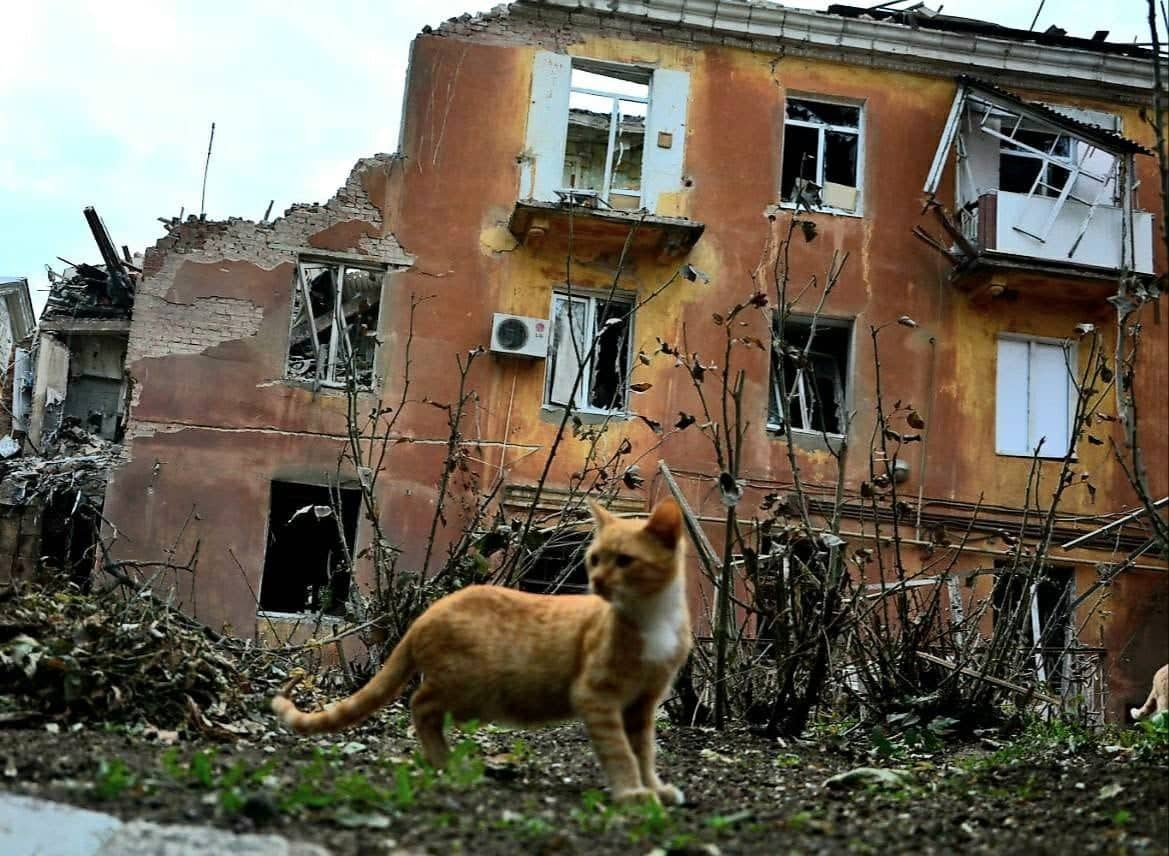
{"left": 257, "top": 480, "right": 362, "bottom": 620}
{"left": 543, "top": 289, "right": 635, "bottom": 416}
{"left": 995, "top": 333, "right": 1078, "bottom": 459}
{"left": 779, "top": 94, "right": 865, "bottom": 217}
{"left": 562, "top": 61, "right": 651, "bottom": 209}
{"left": 285, "top": 255, "right": 387, "bottom": 392}
{"left": 767, "top": 314, "right": 854, "bottom": 439}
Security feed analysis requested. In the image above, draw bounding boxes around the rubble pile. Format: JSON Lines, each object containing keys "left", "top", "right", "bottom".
{"left": 43, "top": 262, "right": 134, "bottom": 319}
{"left": 0, "top": 421, "right": 120, "bottom": 507}
{"left": 0, "top": 582, "right": 289, "bottom": 731}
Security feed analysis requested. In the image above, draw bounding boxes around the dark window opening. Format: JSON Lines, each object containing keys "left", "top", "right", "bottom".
{"left": 1000, "top": 130, "right": 1073, "bottom": 198}
{"left": 519, "top": 530, "right": 590, "bottom": 595}
{"left": 259, "top": 481, "right": 361, "bottom": 616}
{"left": 41, "top": 491, "right": 101, "bottom": 590}
{"left": 287, "top": 261, "right": 384, "bottom": 390}
{"left": 781, "top": 98, "right": 861, "bottom": 212}
{"left": 993, "top": 563, "right": 1074, "bottom": 691}
{"left": 769, "top": 319, "right": 852, "bottom": 435}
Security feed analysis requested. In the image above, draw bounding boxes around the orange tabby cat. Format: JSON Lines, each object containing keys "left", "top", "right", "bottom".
{"left": 1130, "top": 663, "right": 1168, "bottom": 722}
{"left": 272, "top": 498, "right": 691, "bottom": 804}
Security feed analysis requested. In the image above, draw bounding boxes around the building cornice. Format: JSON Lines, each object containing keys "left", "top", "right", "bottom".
{"left": 518, "top": 0, "right": 1154, "bottom": 101}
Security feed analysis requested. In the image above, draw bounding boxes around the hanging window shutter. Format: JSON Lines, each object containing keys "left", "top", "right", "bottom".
{"left": 641, "top": 68, "right": 689, "bottom": 214}
{"left": 996, "top": 338, "right": 1031, "bottom": 455}
{"left": 547, "top": 296, "right": 587, "bottom": 407}
{"left": 1028, "top": 341, "right": 1072, "bottom": 457}
{"left": 523, "top": 52, "right": 572, "bottom": 202}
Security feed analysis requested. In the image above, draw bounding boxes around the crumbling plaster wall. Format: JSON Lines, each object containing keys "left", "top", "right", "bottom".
{"left": 102, "top": 155, "right": 417, "bottom": 638}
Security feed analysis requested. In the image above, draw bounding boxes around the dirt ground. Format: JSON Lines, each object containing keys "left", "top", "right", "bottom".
{"left": 2, "top": 705, "right": 1166, "bottom": 855}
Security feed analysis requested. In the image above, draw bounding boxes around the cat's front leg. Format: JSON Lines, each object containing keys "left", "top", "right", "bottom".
{"left": 624, "top": 695, "right": 684, "bottom": 806}
{"left": 577, "top": 702, "right": 650, "bottom": 802}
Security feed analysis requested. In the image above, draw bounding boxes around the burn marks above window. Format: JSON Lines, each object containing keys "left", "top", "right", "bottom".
{"left": 781, "top": 98, "right": 863, "bottom": 214}
{"left": 768, "top": 317, "right": 853, "bottom": 437}
{"left": 286, "top": 258, "right": 385, "bottom": 390}
{"left": 258, "top": 481, "right": 361, "bottom": 617}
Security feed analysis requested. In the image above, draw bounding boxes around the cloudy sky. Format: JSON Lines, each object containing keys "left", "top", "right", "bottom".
{"left": 0, "top": 0, "right": 1154, "bottom": 314}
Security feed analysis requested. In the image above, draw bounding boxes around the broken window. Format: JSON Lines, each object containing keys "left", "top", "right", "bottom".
{"left": 923, "top": 80, "right": 1152, "bottom": 273}
{"left": 999, "top": 127, "right": 1073, "bottom": 197}
{"left": 523, "top": 54, "right": 689, "bottom": 215}
{"left": 562, "top": 64, "right": 649, "bottom": 210}
{"left": 258, "top": 481, "right": 361, "bottom": 616}
{"left": 518, "top": 529, "right": 591, "bottom": 595}
{"left": 768, "top": 317, "right": 852, "bottom": 435}
{"left": 781, "top": 98, "right": 862, "bottom": 213}
{"left": 286, "top": 259, "right": 384, "bottom": 390}
{"left": 545, "top": 292, "right": 632, "bottom": 413}
{"left": 995, "top": 336, "right": 1075, "bottom": 458}
{"left": 993, "top": 563, "right": 1074, "bottom": 691}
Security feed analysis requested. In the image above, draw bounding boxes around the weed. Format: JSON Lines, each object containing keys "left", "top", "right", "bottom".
{"left": 706, "top": 809, "right": 754, "bottom": 831}
{"left": 775, "top": 752, "right": 802, "bottom": 768}
{"left": 93, "top": 758, "right": 137, "bottom": 800}
{"left": 1111, "top": 809, "right": 1132, "bottom": 827}
{"left": 626, "top": 795, "right": 672, "bottom": 842}
{"left": 571, "top": 789, "right": 617, "bottom": 833}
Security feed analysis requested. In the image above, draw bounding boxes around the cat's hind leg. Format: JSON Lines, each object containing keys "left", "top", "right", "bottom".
{"left": 410, "top": 682, "right": 450, "bottom": 768}
{"left": 624, "top": 695, "right": 684, "bottom": 806}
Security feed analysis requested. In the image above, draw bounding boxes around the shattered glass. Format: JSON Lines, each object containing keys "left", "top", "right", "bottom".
{"left": 286, "top": 261, "right": 384, "bottom": 389}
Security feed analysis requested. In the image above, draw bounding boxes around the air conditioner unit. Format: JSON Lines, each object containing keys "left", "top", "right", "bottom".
{"left": 490, "top": 313, "right": 548, "bottom": 359}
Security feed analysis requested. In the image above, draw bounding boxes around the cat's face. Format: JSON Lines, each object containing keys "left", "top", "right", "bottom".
{"left": 585, "top": 500, "right": 683, "bottom": 603}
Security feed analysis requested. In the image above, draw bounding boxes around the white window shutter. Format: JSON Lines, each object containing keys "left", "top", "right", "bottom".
{"left": 523, "top": 52, "right": 572, "bottom": 203}
{"left": 641, "top": 68, "right": 689, "bottom": 214}
{"left": 547, "top": 296, "right": 587, "bottom": 407}
{"left": 996, "top": 338, "right": 1030, "bottom": 455}
{"left": 1028, "top": 341, "right": 1072, "bottom": 457}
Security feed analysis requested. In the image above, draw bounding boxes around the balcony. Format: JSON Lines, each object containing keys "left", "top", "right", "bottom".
{"left": 923, "top": 77, "right": 1156, "bottom": 288}
{"left": 962, "top": 191, "right": 1154, "bottom": 276}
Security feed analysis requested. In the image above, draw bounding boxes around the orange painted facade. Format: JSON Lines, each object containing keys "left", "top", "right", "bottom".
{"left": 100, "top": 3, "right": 1165, "bottom": 722}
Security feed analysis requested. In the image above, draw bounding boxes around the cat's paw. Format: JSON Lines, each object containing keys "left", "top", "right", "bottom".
{"left": 611, "top": 786, "right": 659, "bottom": 804}
{"left": 654, "top": 784, "right": 685, "bottom": 806}
{"left": 1131, "top": 707, "right": 1144, "bottom": 721}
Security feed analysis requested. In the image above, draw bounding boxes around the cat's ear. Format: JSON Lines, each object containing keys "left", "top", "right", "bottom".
{"left": 645, "top": 499, "right": 682, "bottom": 548}
{"left": 590, "top": 501, "right": 617, "bottom": 528}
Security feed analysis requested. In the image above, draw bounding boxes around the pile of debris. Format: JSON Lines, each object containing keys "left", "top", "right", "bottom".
{"left": 42, "top": 207, "right": 137, "bottom": 320}
{"left": 0, "top": 421, "right": 120, "bottom": 508}
{"left": 0, "top": 581, "right": 290, "bottom": 732}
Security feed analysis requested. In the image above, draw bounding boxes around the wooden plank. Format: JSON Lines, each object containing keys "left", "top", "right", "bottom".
{"left": 657, "top": 460, "right": 722, "bottom": 573}
{"left": 915, "top": 650, "right": 1060, "bottom": 706}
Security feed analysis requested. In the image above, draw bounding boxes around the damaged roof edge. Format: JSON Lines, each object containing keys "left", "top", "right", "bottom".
{"left": 961, "top": 77, "right": 1154, "bottom": 157}
{"left": 514, "top": 0, "right": 1154, "bottom": 95}
{"left": 155, "top": 153, "right": 414, "bottom": 268}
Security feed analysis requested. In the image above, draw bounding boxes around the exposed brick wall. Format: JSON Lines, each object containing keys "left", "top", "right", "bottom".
{"left": 129, "top": 155, "right": 412, "bottom": 366}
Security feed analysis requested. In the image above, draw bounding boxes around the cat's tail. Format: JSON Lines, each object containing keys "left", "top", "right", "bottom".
{"left": 271, "top": 632, "right": 416, "bottom": 734}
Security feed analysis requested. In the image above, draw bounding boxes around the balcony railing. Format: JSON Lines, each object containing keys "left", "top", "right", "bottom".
{"left": 968, "top": 191, "right": 1154, "bottom": 275}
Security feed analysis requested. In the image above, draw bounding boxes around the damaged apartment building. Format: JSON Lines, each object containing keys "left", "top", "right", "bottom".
{"left": 0, "top": 210, "right": 136, "bottom": 579}
{"left": 13, "top": 1, "right": 1160, "bottom": 722}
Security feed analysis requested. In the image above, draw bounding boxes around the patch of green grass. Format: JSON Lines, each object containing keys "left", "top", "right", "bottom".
{"left": 1110, "top": 809, "right": 1132, "bottom": 827}
{"left": 92, "top": 758, "right": 137, "bottom": 800}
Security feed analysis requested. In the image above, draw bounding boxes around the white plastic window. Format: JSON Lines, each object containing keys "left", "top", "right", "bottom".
{"left": 995, "top": 336, "right": 1075, "bottom": 457}
{"left": 781, "top": 98, "right": 862, "bottom": 214}
{"left": 545, "top": 292, "right": 632, "bottom": 413}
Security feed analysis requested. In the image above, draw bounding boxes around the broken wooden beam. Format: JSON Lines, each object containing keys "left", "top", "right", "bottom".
{"left": 915, "top": 650, "right": 1061, "bottom": 706}
{"left": 657, "top": 460, "right": 722, "bottom": 574}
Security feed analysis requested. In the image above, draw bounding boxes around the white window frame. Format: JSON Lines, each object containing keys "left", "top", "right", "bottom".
{"left": 779, "top": 95, "right": 865, "bottom": 217}
{"left": 995, "top": 334, "right": 1077, "bottom": 458}
{"left": 286, "top": 257, "right": 386, "bottom": 391}
{"left": 563, "top": 63, "right": 650, "bottom": 208}
{"left": 544, "top": 290, "right": 634, "bottom": 415}
{"left": 767, "top": 315, "right": 854, "bottom": 438}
